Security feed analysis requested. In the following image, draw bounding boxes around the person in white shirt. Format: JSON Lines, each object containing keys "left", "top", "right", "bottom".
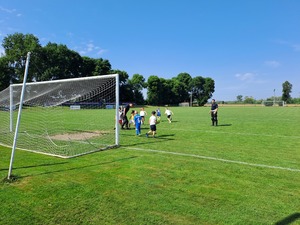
{"left": 164, "top": 107, "right": 173, "bottom": 123}
{"left": 139, "top": 108, "right": 147, "bottom": 124}
{"left": 146, "top": 111, "right": 157, "bottom": 138}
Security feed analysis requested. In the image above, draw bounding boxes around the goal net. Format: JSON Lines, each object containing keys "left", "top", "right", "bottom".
{"left": 0, "top": 74, "right": 120, "bottom": 158}
{"left": 261, "top": 101, "right": 285, "bottom": 107}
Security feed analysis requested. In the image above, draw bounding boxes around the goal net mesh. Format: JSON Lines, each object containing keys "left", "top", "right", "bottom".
{"left": 0, "top": 74, "right": 119, "bottom": 158}
{"left": 262, "top": 101, "right": 285, "bottom": 107}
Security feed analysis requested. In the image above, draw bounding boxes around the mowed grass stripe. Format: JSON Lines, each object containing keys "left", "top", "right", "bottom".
{"left": 159, "top": 127, "right": 300, "bottom": 139}
{"left": 122, "top": 147, "right": 300, "bottom": 172}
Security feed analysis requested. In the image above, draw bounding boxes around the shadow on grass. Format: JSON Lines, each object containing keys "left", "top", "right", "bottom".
{"left": 217, "top": 124, "right": 232, "bottom": 126}
{"left": 0, "top": 162, "right": 69, "bottom": 172}
{"left": 121, "top": 133, "right": 176, "bottom": 148}
{"left": 275, "top": 213, "right": 300, "bottom": 225}
{"left": 15, "top": 162, "right": 68, "bottom": 170}
{"left": 18, "top": 156, "right": 138, "bottom": 179}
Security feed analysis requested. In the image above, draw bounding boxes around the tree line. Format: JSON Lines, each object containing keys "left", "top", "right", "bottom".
{"left": 0, "top": 33, "right": 215, "bottom": 106}
{"left": 235, "top": 81, "right": 299, "bottom": 104}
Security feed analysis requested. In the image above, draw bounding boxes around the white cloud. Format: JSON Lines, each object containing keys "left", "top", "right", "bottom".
{"left": 264, "top": 60, "right": 281, "bottom": 68}
{"left": 76, "top": 41, "right": 106, "bottom": 56}
{"left": 0, "top": 6, "right": 16, "bottom": 14}
{"left": 235, "top": 72, "right": 255, "bottom": 81}
{"left": 274, "top": 39, "right": 300, "bottom": 52}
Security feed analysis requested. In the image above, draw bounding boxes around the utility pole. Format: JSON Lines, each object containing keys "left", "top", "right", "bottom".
{"left": 273, "top": 89, "right": 276, "bottom": 106}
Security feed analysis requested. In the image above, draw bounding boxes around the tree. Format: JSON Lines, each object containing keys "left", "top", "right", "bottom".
{"left": 202, "top": 78, "right": 215, "bottom": 104}
{"left": 161, "top": 79, "right": 175, "bottom": 105}
{"left": 128, "top": 74, "right": 146, "bottom": 104}
{"left": 38, "top": 42, "right": 83, "bottom": 80}
{"left": 171, "top": 78, "right": 188, "bottom": 103}
{"left": 174, "top": 73, "right": 192, "bottom": 102}
{"left": 81, "top": 56, "right": 96, "bottom": 77}
{"left": 2, "top": 33, "right": 42, "bottom": 83}
{"left": 282, "top": 81, "right": 292, "bottom": 103}
{"left": 244, "top": 96, "right": 255, "bottom": 104}
{"left": 177, "top": 73, "right": 192, "bottom": 101}
{"left": 146, "top": 75, "right": 163, "bottom": 105}
{"left": 92, "top": 58, "right": 111, "bottom": 76}
{"left": 190, "top": 76, "right": 215, "bottom": 106}
{"left": 190, "top": 76, "right": 205, "bottom": 103}
{"left": 176, "top": 72, "right": 192, "bottom": 86}
{"left": 110, "top": 69, "right": 131, "bottom": 103}
{"left": 0, "top": 57, "right": 14, "bottom": 90}
{"left": 236, "top": 95, "right": 243, "bottom": 102}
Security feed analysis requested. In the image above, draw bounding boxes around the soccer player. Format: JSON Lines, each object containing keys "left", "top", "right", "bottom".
{"left": 164, "top": 107, "right": 173, "bottom": 123}
{"left": 156, "top": 108, "right": 161, "bottom": 118}
{"left": 128, "top": 110, "right": 135, "bottom": 128}
{"left": 146, "top": 111, "right": 157, "bottom": 138}
{"left": 210, "top": 99, "right": 218, "bottom": 126}
{"left": 134, "top": 110, "right": 142, "bottom": 135}
{"left": 139, "top": 108, "right": 147, "bottom": 124}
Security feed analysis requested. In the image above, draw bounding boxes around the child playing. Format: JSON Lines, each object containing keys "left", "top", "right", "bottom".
{"left": 139, "top": 108, "right": 147, "bottom": 124}
{"left": 134, "top": 110, "right": 142, "bottom": 135}
{"left": 146, "top": 111, "right": 157, "bottom": 138}
{"left": 129, "top": 110, "right": 135, "bottom": 128}
{"left": 164, "top": 107, "right": 173, "bottom": 123}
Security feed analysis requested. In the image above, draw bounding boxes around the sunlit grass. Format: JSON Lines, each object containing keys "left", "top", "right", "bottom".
{"left": 1, "top": 106, "right": 300, "bottom": 224}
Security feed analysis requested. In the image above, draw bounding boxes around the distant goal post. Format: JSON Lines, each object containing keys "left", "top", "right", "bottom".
{"left": 261, "top": 101, "right": 286, "bottom": 107}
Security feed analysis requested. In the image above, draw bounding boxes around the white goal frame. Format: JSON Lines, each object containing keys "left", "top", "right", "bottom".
{"left": 261, "top": 100, "right": 286, "bottom": 107}
{"left": 4, "top": 52, "right": 120, "bottom": 179}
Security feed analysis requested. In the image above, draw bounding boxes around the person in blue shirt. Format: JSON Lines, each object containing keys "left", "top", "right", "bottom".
{"left": 156, "top": 108, "right": 161, "bottom": 118}
{"left": 134, "top": 110, "right": 142, "bottom": 135}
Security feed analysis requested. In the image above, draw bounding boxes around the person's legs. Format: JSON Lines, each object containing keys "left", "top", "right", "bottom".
{"left": 136, "top": 124, "right": 141, "bottom": 135}
{"left": 167, "top": 115, "right": 171, "bottom": 123}
{"left": 122, "top": 116, "right": 128, "bottom": 129}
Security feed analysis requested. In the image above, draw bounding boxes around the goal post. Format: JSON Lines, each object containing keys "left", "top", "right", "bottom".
{"left": 261, "top": 101, "right": 286, "bottom": 107}
{"left": 0, "top": 72, "right": 120, "bottom": 160}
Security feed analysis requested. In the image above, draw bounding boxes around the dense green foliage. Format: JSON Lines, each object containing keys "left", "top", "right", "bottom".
{"left": 282, "top": 81, "right": 293, "bottom": 103}
{"left": 1, "top": 106, "right": 300, "bottom": 224}
{"left": 146, "top": 73, "right": 215, "bottom": 106}
{"left": 0, "top": 33, "right": 215, "bottom": 105}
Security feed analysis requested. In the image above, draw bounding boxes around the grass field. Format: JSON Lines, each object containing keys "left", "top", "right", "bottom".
{"left": 1, "top": 106, "right": 300, "bottom": 225}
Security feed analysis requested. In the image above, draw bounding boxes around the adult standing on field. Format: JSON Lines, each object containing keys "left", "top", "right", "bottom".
{"left": 210, "top": 99, "right": 218, "bottom": 126}
{"left": 122, "top": 103, "right": 133, "bottom": 129}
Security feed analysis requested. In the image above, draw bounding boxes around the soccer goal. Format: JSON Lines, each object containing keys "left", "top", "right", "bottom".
{"left": 0, "top": 74, "right": 120, "bottom": 158}
{"left": 261, "top": 101, "right": 286, "bottom": 107}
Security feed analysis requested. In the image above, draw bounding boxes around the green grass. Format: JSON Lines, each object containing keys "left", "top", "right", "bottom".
{"left": 1, "top": 106, "right": 300, "bottom": 224}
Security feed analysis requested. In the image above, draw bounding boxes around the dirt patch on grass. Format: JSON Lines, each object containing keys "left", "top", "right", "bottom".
{"left": 50, "top": 130, "right": 108, "bottom": 141}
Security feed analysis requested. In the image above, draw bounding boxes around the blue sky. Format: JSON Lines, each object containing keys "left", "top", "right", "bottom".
{"left": 1, "top": 0, "right": 300, "bottom": 101}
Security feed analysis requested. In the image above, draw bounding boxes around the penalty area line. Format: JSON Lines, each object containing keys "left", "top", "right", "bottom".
{"left": 122, "top": 147, "right": 300, "bottom": 173}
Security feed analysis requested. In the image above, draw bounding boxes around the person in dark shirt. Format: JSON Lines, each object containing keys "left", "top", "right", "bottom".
{"left": 121, "top": 103, "right": 133, "bottom": 129}
{"left": 210, "top": 99, "right": 218, "bottom": 126}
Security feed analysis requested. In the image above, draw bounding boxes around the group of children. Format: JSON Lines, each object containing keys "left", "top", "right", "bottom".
{"left": 118, "top": 107, "right": 173, "bottom": 138}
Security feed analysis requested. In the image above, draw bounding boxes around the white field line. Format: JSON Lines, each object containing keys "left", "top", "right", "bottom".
{"left": 159, "top": 128, "right": 300, "bottom": 139}
{"left": 122, "top": 147, "right": 300, "bottom": 172}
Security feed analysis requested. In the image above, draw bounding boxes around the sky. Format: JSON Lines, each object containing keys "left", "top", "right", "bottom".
{"left": 0, "top": 0, "right": 300, "bottom": 101}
